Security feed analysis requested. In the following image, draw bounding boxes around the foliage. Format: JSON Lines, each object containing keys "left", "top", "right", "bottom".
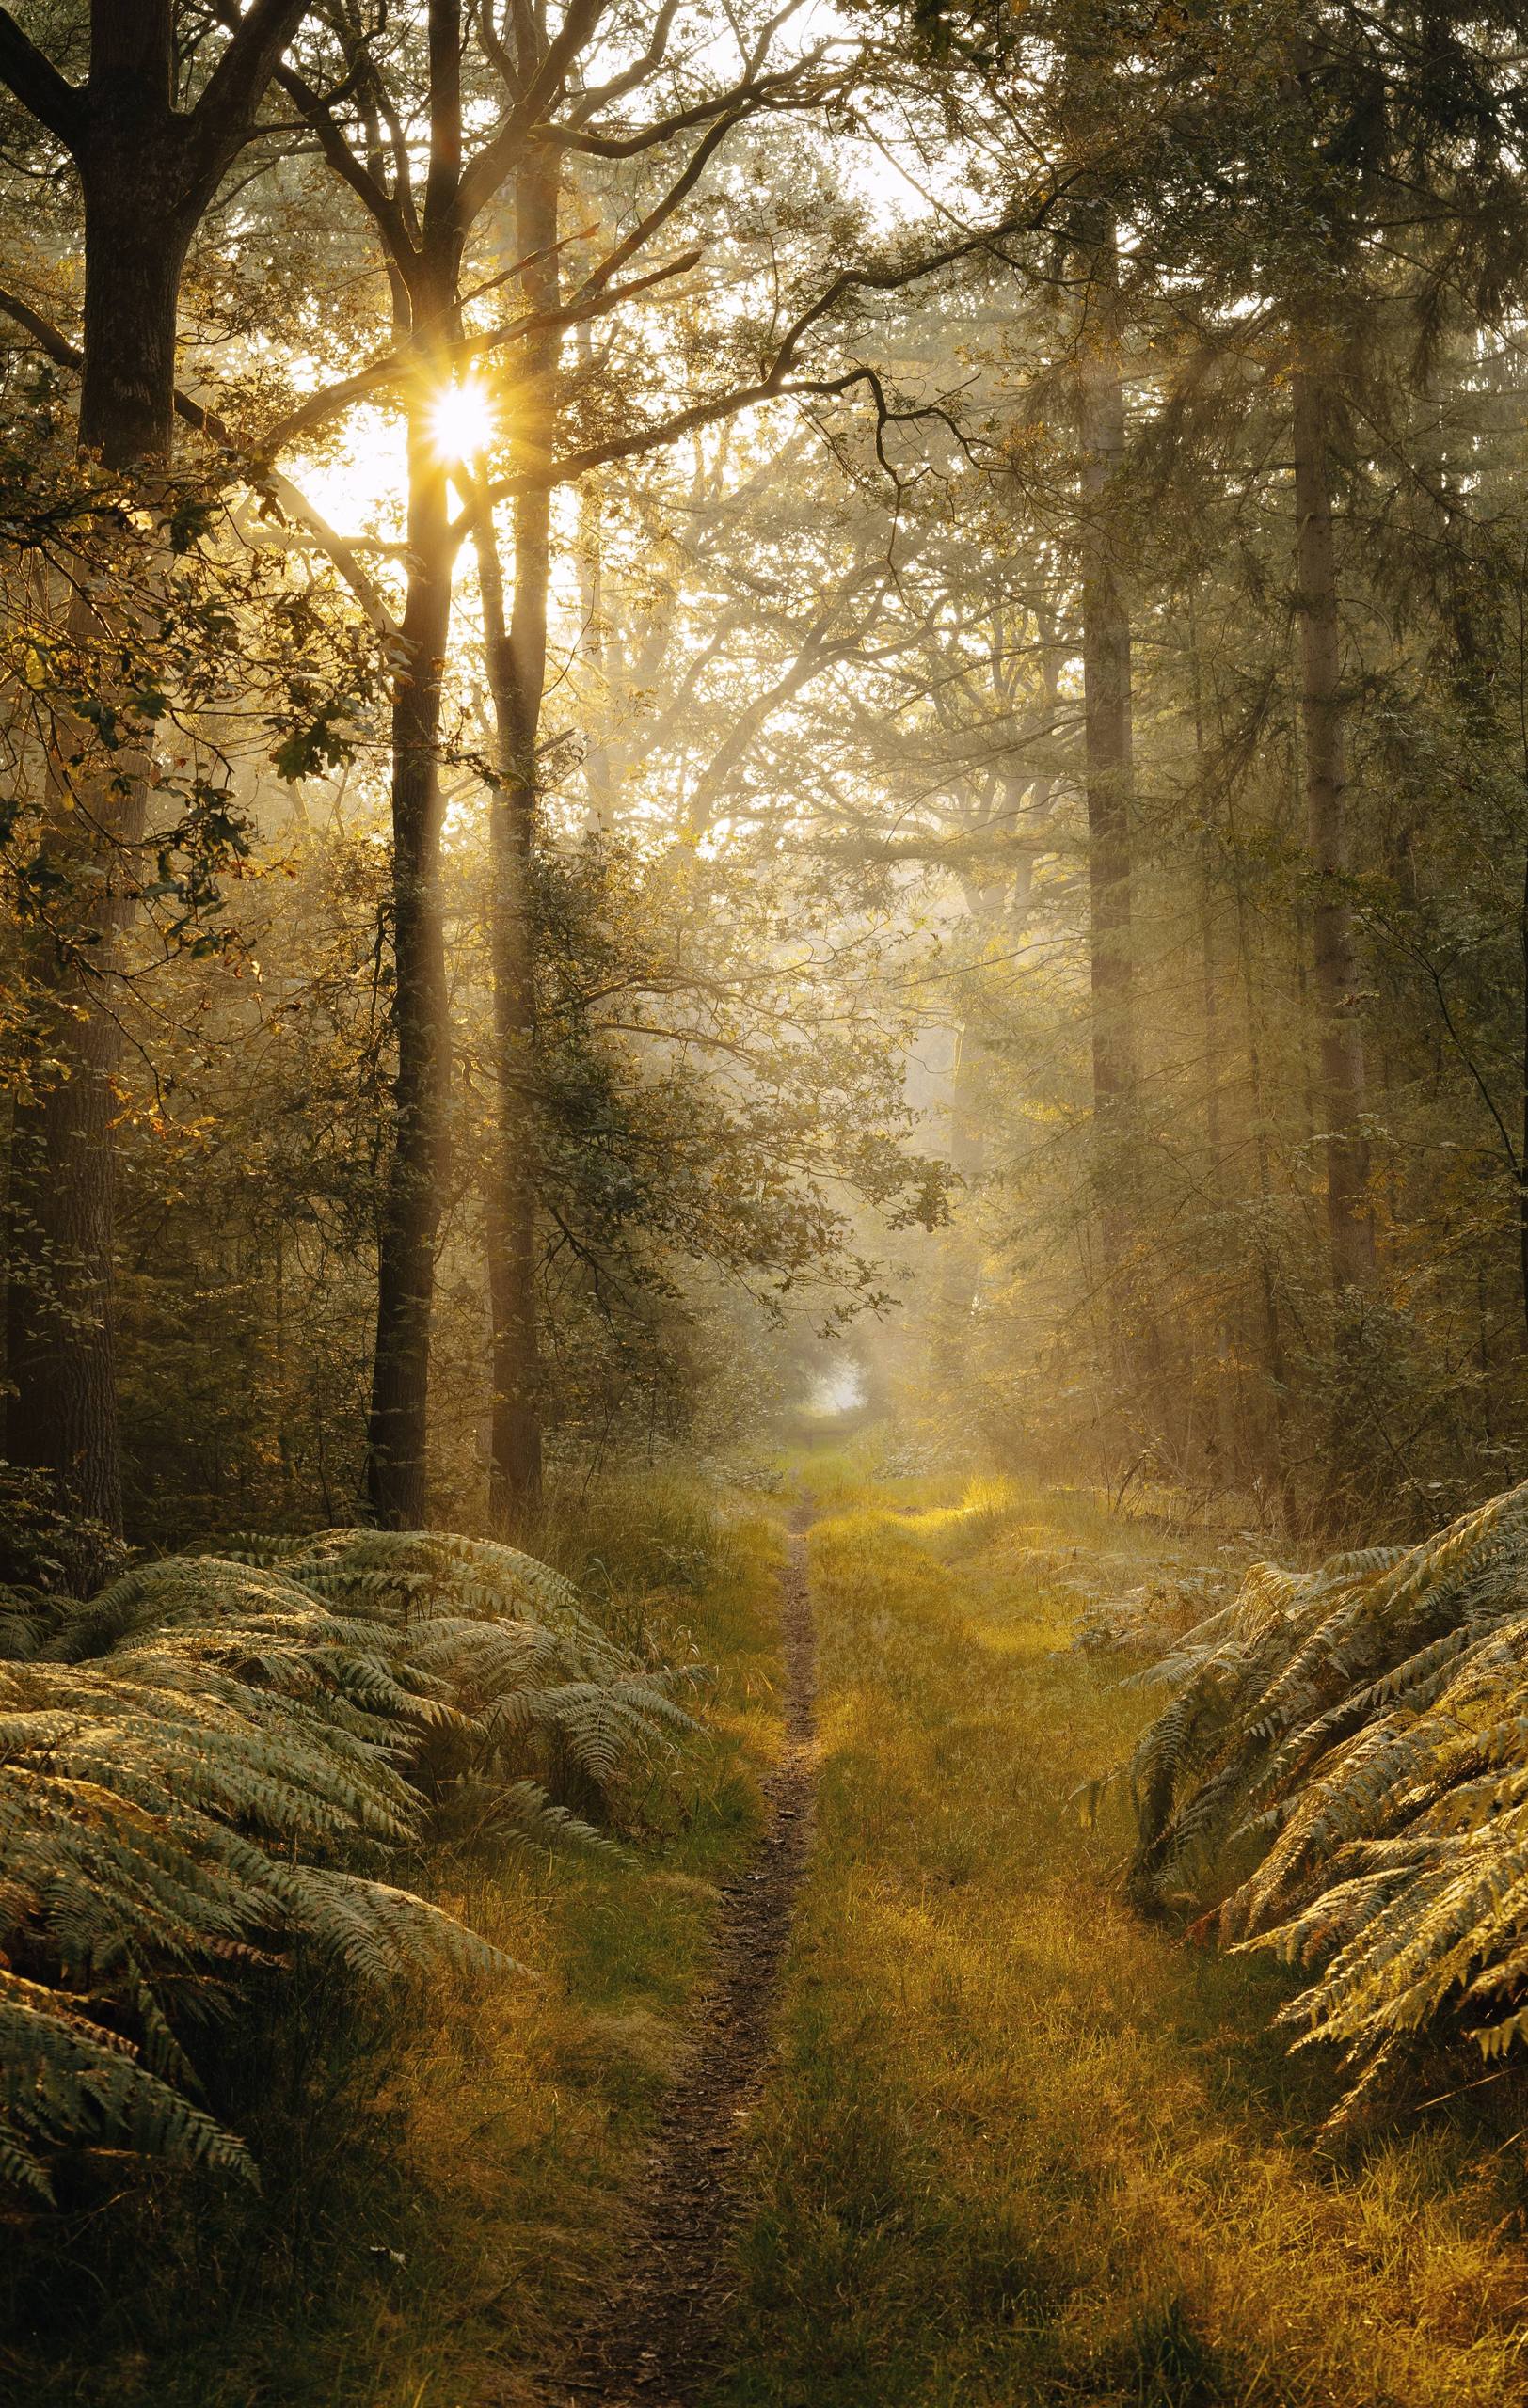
{"left": 1122, "top": 1477, "right": 1528, "bottom": 2104}
{"left": 0, "top": 1528, "right": 695, "bottom": 2203}
{"left": 0, "top": 388, "right": 379, "bottom": 1021}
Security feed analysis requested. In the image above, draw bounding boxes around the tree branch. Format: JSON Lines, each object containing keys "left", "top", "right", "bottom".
{"left": 258, "top": 244, "right": 701, "bottom": 455}
{"left": 0, "top": 279, "right": 400, "bottom": 639}
{"left": 185, "top": 0, "right": 313, "bottom": 201}
{"left": 459, "top": 183, "right": 1077, "bottom": 532}
{"left": 0, "top": 277, "right": 75, "bottom": 367}
{"left": 550, "top": 55, "right": 835, "bottom": 160}
{"left": 268, "top": 54, "right": 414, "bottom": 277}
{"left": 563, "top": 0, "right": 681, "bottom": 126}
{"left": 569, "top": 105, "right": 740, "bottom": 302}
{"left": 0, "top": 7, "right": 83, "bottom": 149}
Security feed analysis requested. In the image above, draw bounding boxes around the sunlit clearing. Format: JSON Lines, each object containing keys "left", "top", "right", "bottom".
{"left": 807, "top": 1362, "right": 867, "bottom": 1417}
{"left": 430, "top": 377, "right": 495, "bottom": 460}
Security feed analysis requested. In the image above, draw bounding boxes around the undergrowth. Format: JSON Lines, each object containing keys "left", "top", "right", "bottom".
{"left": 1122, "top": 1475, "right": 1528, "bottom": 2110}
{"left": 0, "top": 1521, "right": 696, "bottom": 2201}
{"left": 1, "top": 1470, "right": 785, "bottom": 2408}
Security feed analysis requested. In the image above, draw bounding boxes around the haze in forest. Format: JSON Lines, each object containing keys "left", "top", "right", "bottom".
{"left": 9, "top": 7, "right": 1528, "bottom": 2404}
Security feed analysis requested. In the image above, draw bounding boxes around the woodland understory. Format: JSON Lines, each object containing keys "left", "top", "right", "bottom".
{"left": 10, "top": 3, "right": 1528, "bottom": 2402}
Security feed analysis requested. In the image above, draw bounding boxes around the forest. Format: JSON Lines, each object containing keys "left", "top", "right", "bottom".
{"left": 8, "top": 3, "right": 1528, "bottom": 2404}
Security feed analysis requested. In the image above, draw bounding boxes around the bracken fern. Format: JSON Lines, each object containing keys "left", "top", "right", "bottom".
{"left": 1121, "top": 1479, "right": 1528, "bottom": 2101}
{"left": 0, "top": 1527, "right": 697, "bottom": 2200}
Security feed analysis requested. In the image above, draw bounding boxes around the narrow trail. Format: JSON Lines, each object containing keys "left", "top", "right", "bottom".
{"left": 549, "top": 1518, "right": 817, "bottom": 2408}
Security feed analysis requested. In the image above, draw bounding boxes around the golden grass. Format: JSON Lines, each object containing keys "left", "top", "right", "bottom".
{"left": 705, "top": 1472, "right": 1528, "bottom": 2408}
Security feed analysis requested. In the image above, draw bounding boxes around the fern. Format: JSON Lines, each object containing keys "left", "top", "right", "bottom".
{"left": 0, "top": 1522, "right": 696, "bottom": 2200}
{"left": 1122, "top": 1478, "right": 1528, "bottom": 2101}
{"left": 0, "top": 1971, "right": 256, "bottom": 2202}
{"left": 254, "top": 1528, "right": 702, "bottom": 1817}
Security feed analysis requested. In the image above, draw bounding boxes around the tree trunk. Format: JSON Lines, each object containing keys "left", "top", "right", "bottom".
{"left": 1292, "top": 365, "right": 1376, "bottom": 1291}
{"left": 477, "top": 147, "right": 559, "bottom": 1531}
{"left": 0, "top": 0, "right": 310, "bottom": 1579}
{"left": 1077, "top": 271, "right": 1171, "bottom": 1450}
{"left": 476, "top": 509, "right": 546, "bottom": 1529}
{"left": 1230, "top": 820, "right": 1296, "bottom": 1527}
{"left": 1520, "top": 840, "right": 1528, "bottom": 1346}
{"left": 573, "top": 318, "right": 615, "bottom": 836}
{"left": 1078, "top": 358, "right": 1139, "bottom": 1169}
{"left": 934, "top": 1016, "right": 986, "bottom": 1385}
{"left": 361, "top": 0, "right": 466, "bottom": 1528}
{"left": 78, "top": 182, "right": 188, "bottom": 462}
{"left": 5, "top": 201, "right": 187, "bottom": 1579}
{"left": 1187, "top": 613, "right": 1243, "bottom": 1489}
{"left": 363, "top": 414, "right": 454, "bottom": 1529}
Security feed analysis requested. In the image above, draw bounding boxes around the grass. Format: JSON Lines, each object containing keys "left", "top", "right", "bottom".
{"left": 703, "top": 1463, "right": 1528, "bottom": 2408}
{"left": 0, "top": 1473, "right": 788, "bottom": 2408}
{"left": 11, "top": 1454, "right": 1528, "bottom": 2407}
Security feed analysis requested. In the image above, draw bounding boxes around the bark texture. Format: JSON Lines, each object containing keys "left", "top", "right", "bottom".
{"left": 361, "top": 0, "right": 470, "bottom": 1526}
{"left": 1292, "top": 365, "right": 1376, "bottom": 1292}
{"left": 363, "top": 409, "right": 456, "bottom": 1527}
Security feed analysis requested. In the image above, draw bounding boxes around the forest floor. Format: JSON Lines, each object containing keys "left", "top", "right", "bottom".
{"left": 11, "top": 1457, "right": 1528, "bottom": 2407}
{"left": 552, "top": 1519, "right": 817, "bottom": 2407}
{"left": 687, "top": 1458, "right": 1528, "bottom": 2408}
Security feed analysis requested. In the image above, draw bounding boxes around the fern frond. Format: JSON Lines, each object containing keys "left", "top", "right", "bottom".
{"left": 1122, "top": 1479, "right": 1528, "bottom": 2098}
{"left": 1, "top": 1514, "right": 697, "bottom": 2202}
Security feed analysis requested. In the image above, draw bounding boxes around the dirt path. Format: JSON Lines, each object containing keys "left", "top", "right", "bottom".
{"left": 549, "top": 1523, "right": 817, "bottom": 2408}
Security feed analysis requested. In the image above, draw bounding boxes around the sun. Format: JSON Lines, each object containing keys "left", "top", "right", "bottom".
{"left": 429, "top": 376, "right": 496, "bottom": 461}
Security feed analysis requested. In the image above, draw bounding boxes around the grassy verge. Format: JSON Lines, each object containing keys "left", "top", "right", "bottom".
{"left": 1, "top": 1474, "right": 787, "bottom": 2408}
{"left": 705, "top": 1465, "right": 1528, "bottom": 2408}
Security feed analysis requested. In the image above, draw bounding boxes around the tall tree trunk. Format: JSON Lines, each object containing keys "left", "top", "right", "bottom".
{"left": 1078, "top": 360, "right": 1138, "bottom": 1179}
{"left": 1198, "top": 802, "right": 1241, "bottom": 1483}
{"left": 363, "top": 408, "right": 455, "bottom": 1527}
{"left": 1076, "top": 259, "right": 1171, "bottom": 1453}
{"left": 78, "top": 192, "right": 187, "bottom": 462}
{"left": 1520, "top": 841, "right": 1528, "bottom": 1346}
{"left": 5, "top": 200, "right": 187, "bottom": 1574}
{"left": 476, "top": 145, "right": 559, "bottom": 1531}
{"left": 1229, "top": 813, "right": 1296, "bottom": 1526}
{"left": 475, "top": 506, "right": 546, "bottom": 1529}
{"left": 361, "top": 0, "right": 467, "bottom": 1527}
{"left": 1187, "top": 610, "right": 1242, "bottom": 1488}
{"left": 1292, "top": 365, "right": 1376, "bottom": 1291}
{"left": 934, "top": 1006, "right": 988, "bottom": 1385}
{"left": 0, "top": 0, "right": 310, "bottom": 1579}
{"left": 573, "top": 317, "right": 615, "bottom": 837}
